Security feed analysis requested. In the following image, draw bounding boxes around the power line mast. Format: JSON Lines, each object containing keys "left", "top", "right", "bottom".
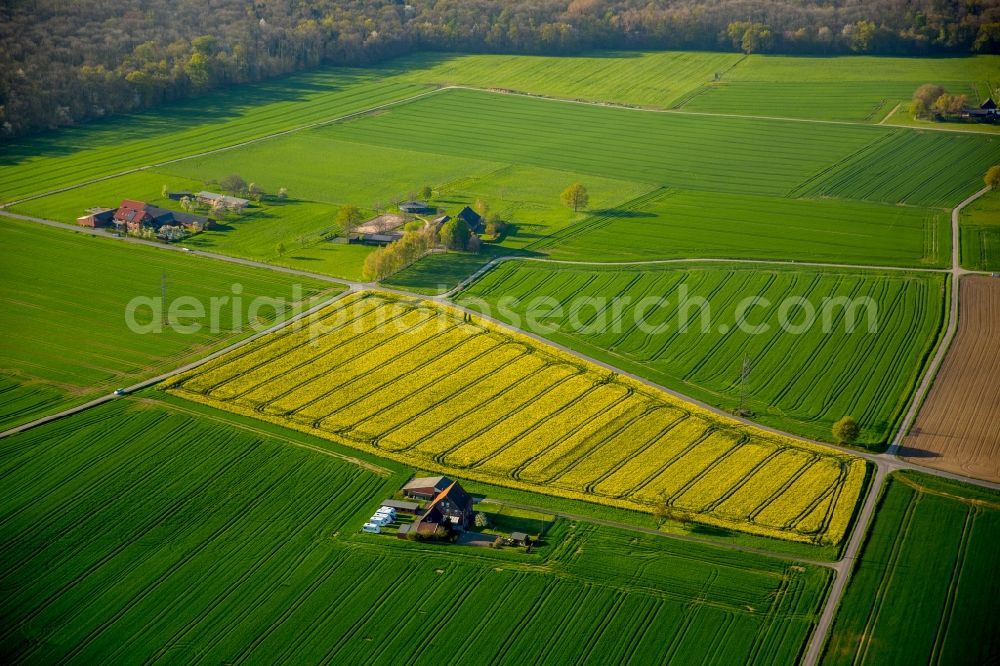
{"left": 738, "top": 354, "right": 751, "bottom": 416}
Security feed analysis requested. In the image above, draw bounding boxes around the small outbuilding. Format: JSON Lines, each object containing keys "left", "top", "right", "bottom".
{"left": 399, "top": 200, "right": 436, "bottom": 215}
{"left": 197, "top": 191, "right": 249, "bottom": 210}
{"left": 510, "top": 531, "right": 530, "bottom": 546}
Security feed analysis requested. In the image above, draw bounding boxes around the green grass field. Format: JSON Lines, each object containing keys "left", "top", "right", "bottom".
{"left": 325, "top": 89, "right": 881, "bottom": 198}
{"left": 0, "top": 73, "right": 431, "bottom": 204}
{"left": 0, "top": 219, "right": 339, "bottom": 428}
{"left": 326, "top": 89, "right": 996, "bottom": 207}
{"left": 960, "top": 188, "right": 1000, "bottom": 271}
{"left": 458, "top": 261, "right": 945, "bottom": 444}
{"left": 822, "top": 471, "right": 1000, "bottom": 665}
{"left": 2, "top": 398, "right": 832, "bottom": 664}
{"left": 682, "top": 54, "right": 999, "bottom": 122}
{"left": 536, "top": 188, "right": 950, "bottom": 267}
{"left": 396, "top": 50, "right": 744, "bottom": 108}
{"left": 791, "top": 130, "right": 997, "bottom": 208}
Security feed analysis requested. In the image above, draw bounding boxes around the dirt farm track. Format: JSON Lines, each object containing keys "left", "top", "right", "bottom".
{"left": 903, "top": 275, "right": 1000, "bottom": 483}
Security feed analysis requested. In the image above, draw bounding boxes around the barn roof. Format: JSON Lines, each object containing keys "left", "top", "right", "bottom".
{"left": 981, "top": 98, "right": 997, "bottom": 110}
{"left": 403, "top": 475, "right": 452, "bottom": 492}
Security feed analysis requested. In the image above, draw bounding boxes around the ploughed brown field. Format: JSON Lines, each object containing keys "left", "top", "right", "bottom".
{"left": 903, "top": 275, "right": 1000, "bottom": 482}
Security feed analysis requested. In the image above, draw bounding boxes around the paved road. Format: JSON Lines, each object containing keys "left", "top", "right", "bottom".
{"left": 3, "top": 86, "right": 997, "bottom": 663}
{"left": 798, "top": 185, "right": 992, "bottom": 666}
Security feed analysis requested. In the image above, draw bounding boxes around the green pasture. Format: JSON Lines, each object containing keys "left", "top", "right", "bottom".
{"left": 961, "top": 188, "right": 1000, "bottom": 271}
{"left": 0, "top": 219, "right": 339, "bottom": 428}
{"left": 822, "top": 471, "right": 1000, "bottom": 665}
{"left": 457, "top": 261, "right": 946, "bottom": 445}
{"left": 396, "top": 50, "right": 743, "bottom": 108}
{"left": 684, "top": 54, "right": 999, "bottom": 122}
{"left": 537, "top": 188, "right": 950, "bottom": 268}
{"left": 0, "top": 73, "right": 430, "bottom": 203}
{"left": 325, "top": 89, "right": 996, "bottom": 206}
{"left": 1, "top": 398, "right": 831, "bottom": 664}
{"left": 323, "top": 88, "right": 879, "bottom": 198}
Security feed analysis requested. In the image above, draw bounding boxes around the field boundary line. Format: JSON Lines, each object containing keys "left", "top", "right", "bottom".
{"left": 801, "top": 184, "right": 992, "bottom": 666}
{"left": 142, "top": 397, "right": 394, "bottom": 476}
{"left": 0, "top": 287, "right": 358, "bottom": 440}
{"left": 0, "top": 85, "right": 446, "bottom": 209}
{"left": 6, "top": 81, "right": 993, "bottom": 211}
{"left": 878, "top": 103, "right": 902, "bottom": 125}
{"left": 886, "top": 186, "right": 990, "bottom": 458}
{"left": 446, "top": 84, "right": 997, "bottom": 135}
{"left": 440, "top": 253, "right": 950, "bottom": 302}
{"left": 0, "top": 210, "right": 352, "bottom": 285}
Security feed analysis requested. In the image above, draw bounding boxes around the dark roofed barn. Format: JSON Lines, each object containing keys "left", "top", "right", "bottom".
{"left": 456, "top": 206, "right": 484, "bottom": 233}
{"left": 399, "top": 200, "right": 436, "bottom": 215}
{"left": 407, "top": 480, "right": 475, "bottom": 536}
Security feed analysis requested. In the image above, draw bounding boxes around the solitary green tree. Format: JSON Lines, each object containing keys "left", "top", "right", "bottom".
{"left": 985, "top": 165, "right": 1000, "bottom": 189}
{"left": 561, "top": 183, "right": 589, "bottom": 212}
{"left": 276, "top": 241, "right": 286, "bottom": 257}
{"left": 832, "top": 416, "right": 860, "bottom": 445}
{"left": 337, "top": 204, "right": 364, "bottom": 237}
{"left": 420, "top": 185, "right": 433, "bottom": 200}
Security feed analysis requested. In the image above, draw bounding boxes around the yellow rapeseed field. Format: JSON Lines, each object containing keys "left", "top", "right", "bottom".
{"left": 166, "top": 291, "right": 869, "bottom": 545}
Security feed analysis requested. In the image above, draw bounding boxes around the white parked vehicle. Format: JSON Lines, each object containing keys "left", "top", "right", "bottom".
{"left": 375, "top": 507, "right": 396, "bottom": 520}
{"left": 362, "top": 522, "right": 381, "bottom": 534}
{"left": 369, "top": 514, "right": 393, "bottom": 527}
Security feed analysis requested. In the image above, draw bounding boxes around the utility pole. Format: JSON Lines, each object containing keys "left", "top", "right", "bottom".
{"left": 738, "top": 354, "right": 751, "bottom": 416}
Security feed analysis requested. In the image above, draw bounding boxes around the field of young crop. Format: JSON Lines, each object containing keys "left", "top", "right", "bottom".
{"left": 0, "top": 219, "right": 339, "bottom": 428}
{"left": 0, "top": 72, "right": 432, "bottom": 204}
{"left": 791, "top": 130, "right": 998, "bottom": 208}
{"left": 822, "top": 471, "right": 1000, "bottom": 665}
{"left": 682, "top": 54, "right": 1000, "bottom": 122}
{"left": 396, "top": 50, "right": 743, "bottom": 108}
{"left": 458, "top": 261, "right": 945, "bottom": 445}
{"left": 325, "top": 89, "right": 997, "bottom": 208}
{"left": 167, "top": 291, "right": 868, "bottom": 545}
{"left": 960, "top": 189, "right": 1000, "bottom": 272}
{"left": 534, "top": 188, "right": 949, "bottom": 267}
{"left": 1, "top": 398, "right": 832, "bottom": 664}
{"left": 323, "top": 88, "right": 884, "bottom": 198}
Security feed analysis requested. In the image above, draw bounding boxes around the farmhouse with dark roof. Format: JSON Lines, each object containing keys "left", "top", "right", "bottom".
{"left": 456, "top": 206, "right": 484, "bottom": 233}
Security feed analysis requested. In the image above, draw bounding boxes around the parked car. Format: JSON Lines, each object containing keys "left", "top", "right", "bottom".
{"left": 114, "top": 388, "right": 127, "bottom": 396}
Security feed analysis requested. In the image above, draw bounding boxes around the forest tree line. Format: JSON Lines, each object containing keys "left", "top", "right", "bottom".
{"left": 2, "top": 0, "right": 999, "bottom": 139}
